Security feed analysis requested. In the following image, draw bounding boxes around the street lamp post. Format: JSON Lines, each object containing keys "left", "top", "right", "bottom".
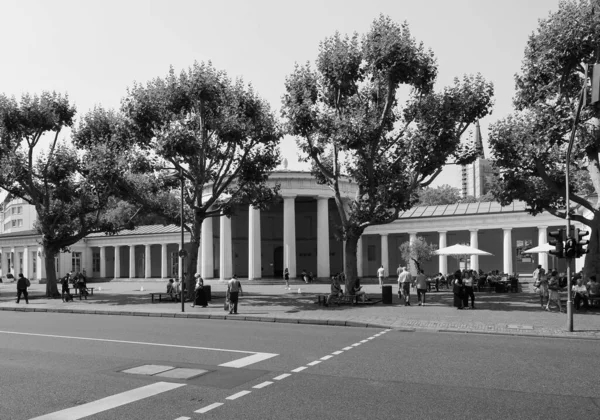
{"left": 179, "top": 167, "right": 185, "bottom": 313}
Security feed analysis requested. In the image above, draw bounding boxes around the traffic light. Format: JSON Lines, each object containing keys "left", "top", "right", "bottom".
{"left": 575, "top": 228, "right": 590, "bottom": 258}
{"left": 565, "top": 236, "right": 577, "bottom": 258}
{"left": 548, "top": 229, "right": 564, "bottom": 258}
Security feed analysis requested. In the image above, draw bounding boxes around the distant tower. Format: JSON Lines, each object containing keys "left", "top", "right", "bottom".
{"left": 282, "top": 158, "right": 288, "bottom": 170}
{"left": 461, "top": 121, "right": 493, "bottom": 198}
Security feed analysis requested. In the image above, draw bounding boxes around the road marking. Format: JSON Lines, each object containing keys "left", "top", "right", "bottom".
{"left": 226, "top": 390, "right": 251, "bottom": 400}
{"left": 195, "top": 403, "right": 223, "bottom": 413}
{"left": 219, "top": 352, "right": 278, "bottom": 368}
{"left": 360, "top": 340, "right": 369, "bottom": 343}
{"left": 273, "top": 373, "right": 291, "bottom": 380}
{"left": 0, "top": 330, "right": 277, "bottom": 368}
{"left": 30, "top": 382, "right": 185, "bottom": 420}
{"left": 332, "top": 350, "right": 343, "bottom": 355}
{"left": 174, "top": 417, "right": 191, "bottom": 420}
{"left": 291, "top": 366, "right": 307, "bottom": 372}
{"left": 253, "top": 381, "right": 273, "bottom": 389}
{"left": 342, "top": 346, "right": 353, "bottom": 350}
{"left": 307, "top": 361, "right": 321, "bottom": 366}
{"left": 366, "top": 337, "right": 375, "bottom": 340}
{"left": 320, "top": 355, "right": 333, "bottom": 360}
{"left": 351, "top": 343, "right": 361, "bottom": 347}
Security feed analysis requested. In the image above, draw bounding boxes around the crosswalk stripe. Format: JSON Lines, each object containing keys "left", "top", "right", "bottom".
{"left": 253, "top": 381, "right": 273, "bottom": 389}
{"left": 30, "top": 382, "right": 185, "bottom": 420}
{"left": 273, "top": 373, "right": 291, "bottom": 380}
{"left": 195, "top": 403, "right": 224, "bottom": 413}
{"left": 226, "top": 390, "right": 251, "bottom": 400}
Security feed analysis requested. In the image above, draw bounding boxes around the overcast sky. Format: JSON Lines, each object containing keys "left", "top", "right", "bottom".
{"left": 0, "top": 0, "right": 561, "bottom": 188}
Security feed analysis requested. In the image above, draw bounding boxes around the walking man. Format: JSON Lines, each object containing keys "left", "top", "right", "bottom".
{"left": 227, "top": 275, "right": 243, "bottom": 314}
{"left": 16, "top": 273, "right": 30, "bottom": 304}
{"left": 398, "top": 266, "right": 413, "bottom": 306}
{"left": 415, "top": 270, "right": 428, "bottom": 306}
{"left": 60, "top": 273, "right": 71, "bottom": 302}
{"left": 377, "top": 265, "right": 385, "bottom": 288}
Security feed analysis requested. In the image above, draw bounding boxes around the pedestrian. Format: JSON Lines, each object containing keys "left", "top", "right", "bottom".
{"left": 415, "top": 270, "right": 428, "bottom": 306}
{"left": 545, "top": 270, "right": 563, "bottom": 312}
{"left": 534, "top": 268, "right": 548, "bottom": 308}
{"left": 588, "top": 275, "right": 599, "bottom": 307}
{"left": 16, "top": 273, "right": 30, "bottom": 304}
{"left": 227, "top": 275, "right": 243, "bottom": 314}
{"left": 60, "top": 273, "right": 71, "bottom": 302}
{"left": 377, "top": 265, "right": 385, "bottom": 288}
{"left": 452, "top": 270, "right": 464, "bottom": 309}
{"left": 284, "top": 268, "right": 290, "bottom": 290}
{"left": 191, "top": 273, "right": 207, "bottom": 308}
{"left": 326, "top": 274, "right": 343, "bottom": 305}
{"left": 572, "top": 278, "right": 589, "bottom": 311}
{"left": 398, "top": 266, "right": 413, "bottom": 306}
{"left": 463, "top": 270, "right": 475, "bottom": 309}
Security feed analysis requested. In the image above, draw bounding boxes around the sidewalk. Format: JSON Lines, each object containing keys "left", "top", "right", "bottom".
{"left": 1, "top": 280, "right": 599, "bottom": 340}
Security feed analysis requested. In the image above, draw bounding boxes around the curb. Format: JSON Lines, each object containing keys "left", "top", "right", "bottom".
{"left": 1, "top": 306, "right": 598, "bottom": 340}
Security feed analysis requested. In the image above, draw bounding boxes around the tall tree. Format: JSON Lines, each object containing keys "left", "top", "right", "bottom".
{"left": 417, "top": 185, "right": 461, "bottom": 206}
{"left": 488, "top": 0, "right": 600, "bottom": 277}
{"left": 113, "top": 62, "right": 281, "bottom": 292}
{"left": 282, "top": 15, "right": 494, "bottom": 289}
{"left": 0, "top": 93, "right": 136, "bottom": 296}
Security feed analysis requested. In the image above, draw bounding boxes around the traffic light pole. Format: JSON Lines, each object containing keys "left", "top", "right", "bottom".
{"left": 564, "top": 86, "right": 585, "bottom": 332}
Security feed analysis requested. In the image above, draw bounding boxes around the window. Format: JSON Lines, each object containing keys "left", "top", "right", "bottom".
{"left": 18, "top": 252, "right": 23, "bottom": 273}
{"left": 17, "top": 219, "right": 23, "bottom": 227}
{"left": 93, "top": 252, "right": 100, "bottom": 272}
{"left": 171, "top": 251, "right": 179, "bottom": 277}
{"left": 11, "top": 207, "right": 15, "bottom": 215}
{"left": 11, "top": 220, "right": 16, "bottom": 227}
{"left": 32, "top": 251, "right": 37, "bottom": 274}
{"left": 72, "top": 252, "right": 82, "bottom": 274}
{"left": 17, "top": 206, "right": 22, "bottom": 214}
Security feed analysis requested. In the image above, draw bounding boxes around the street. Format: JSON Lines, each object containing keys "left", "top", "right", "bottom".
{"left": 0, "top": 312, "right": 598, "bottom": 419}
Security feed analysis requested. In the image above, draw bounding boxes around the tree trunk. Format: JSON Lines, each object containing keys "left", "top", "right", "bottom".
{"left": 43, "top": 249, "right": 60, "bottom": 298}
{"left": 344, "top": 236, "right": 359, "bottom": 293}
{"left": 185, "top": 219, "right": 202, "bottom": 299}
{"left": 583, "top": 211, "right": 600, "bottom": 278}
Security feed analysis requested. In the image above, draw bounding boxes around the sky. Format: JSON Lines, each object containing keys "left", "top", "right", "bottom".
{"left": 0, "top": 0, "right": 562, "bottom": 188}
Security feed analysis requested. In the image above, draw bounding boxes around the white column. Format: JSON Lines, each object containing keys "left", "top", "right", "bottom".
{"left": 537, "top": 226, "right": 548, "bottom": 270}
{"left": 283, "top": 195, "right": 297, "bottom": 278}
{"left": 14, "top": 248, "right": 20, "bottom": 275}
{"left": 469, "top": 229, "right": 479, "bottom": 272}
{"left": 380, "top": 234, "right": 389, "bottom": 278}
{"left": 22, "top": 247, "right": 29, "bottom": 278}
{"left": 438, "top": 231, "right": 448, "bottom": 275}
{"left": 409, "top": 233, "right": 418, "bottom": 275}
{"left": 84, "top": 246, "right": 93, "bottom": 277}
{"left": 248, "top": 205, "right": 262, "bottom": 280}
{"left": 10, "top": 247, "right": 15, "bottom": 274}
{"left": 145, "top": 244, "right": 152, "bottom": 279}
{"left": 201, "top": 216, "right": 214, "bottom": 278}
{"left": 220, "top": 214, "right": 233, "bottom": 280}
{"left": 129, "top": 245, "right": 136, "bottom": 279}
{"left": 1, "top": 249, "right": 7, "bottom": 277}
{"left": 161, "top": 243, "right": 168, "bottom": 278}
{"left": 37, "top": 247, "right": 45, "bottom": 280}
{"left": 503, "top": 228, "right": 513, "bottom": 274}
{"left": 99, "top": 246, "right": 106, "bottom": 278}
{"left": 317, "top": 197, "right": 330, "bottom": 279}
{"left": 357, "top": 236, "right": 363, "bottom": 277}
{"left": 114, "top": 245, "right": 121, "bottom": 279}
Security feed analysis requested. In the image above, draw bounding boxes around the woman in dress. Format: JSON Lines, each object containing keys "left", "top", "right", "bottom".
{"left": 191, "top": 273, "right": 207, "bottom": 308}
{"left": 536, "top": 268, "right": 548, "bottom": 308}
{"left": 545, "top": 270, "right": 562, "bottom": 312}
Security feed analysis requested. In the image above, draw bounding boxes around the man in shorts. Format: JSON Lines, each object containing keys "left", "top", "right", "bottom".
{"left": 398, "top": 266, "right": 413, "bottom": 306}
{"left": 377, "top": 265, "right": 385, "bottom": 288}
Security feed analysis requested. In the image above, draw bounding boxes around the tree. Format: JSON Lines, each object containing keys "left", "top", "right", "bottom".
{"left": 417, "top": 185, "right": 461, "bottom": 206}
{"left": 399, "top": 237, "right": 438, "bottom": 274}
{"left": 488, "top": 0, "right": 600, "bottom": 277}
{"left": 282, "top": 15, "right": 494, "bottom": 290}
{"left": 112, "top": 62, "right": 281, "bottom": 292}
{"left": 0, "top": 93, "right": 137, "bottom": 296}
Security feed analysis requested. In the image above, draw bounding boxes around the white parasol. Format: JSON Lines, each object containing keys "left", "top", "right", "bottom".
{"left": 522, "top": 243, "right": 556, "bottom": 254}
{"left": 434, "top": 243, "right": 493, "bottom": 256}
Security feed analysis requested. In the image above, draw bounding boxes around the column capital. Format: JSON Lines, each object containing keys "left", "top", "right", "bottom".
{"left": 503, "top": 228, "right": 513, "bottom": 232}
{"left": 380, "top": 233, "right": 389, "bottom": 237}
{"left": 469, "top": 228, "right": 479, "bottom": 233}
{"left": 438, "top": 230, "right": 448, "bottom": 234}
{"left": 316, "top": 195, "right": 331, "bottom": 201}
{"left": 537, "top": 225, "right": 548, "bottom": 230}
{"left": 281, "top": 194, "right": 297, "bottom": 199}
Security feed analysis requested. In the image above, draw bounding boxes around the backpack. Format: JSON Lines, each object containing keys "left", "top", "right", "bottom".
{"left": 25, "top": 277, "right": 31, "bottom": 287}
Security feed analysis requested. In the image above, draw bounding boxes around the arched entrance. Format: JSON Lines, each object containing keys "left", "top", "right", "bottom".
{"left": 273, "top": 246, "right": 283, "bottom": 278}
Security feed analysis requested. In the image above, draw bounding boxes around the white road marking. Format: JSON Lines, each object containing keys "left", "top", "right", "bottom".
{"left": 291, "top": 366, "right": 307, "bottom": 372}
{"left": 332, "top": 350, "right": 344, "bottom": 355}
{"left": 174, "top": 417, "right": 191, "bottom": 420}
{"left": 273, "top": 373, "right": 292, "bottom": 380}
{"left": 320, "top": 355, "right": 333, "bottom": 360}
{"left": 195, "top": 403, "right": 223, "bottom": 413}
{"left": 30, "top": 382, "right": 185, "bottom": 420}
{"left": 351, "top": 343, "right": 362, "bottom": 347}
{"left": 366, "top": 337, "right": 375, "bottom": 340}
{"left": 226, "top": 390, "right": 251, "bottom": 400}
{"left": 307, "top": 361, "right": 322, "bottom": 366}
{"left": 219, "top": 352, "right": 278, "bottom": 368}
{"left": 360, "top": 340, "right": 369, "bottom": 343}
{"left": 343, "top": 346, "right": 353, "bottom": 350}
{"left": 253, "top": 381, "right": 273, "bottom": 389}
{"left": 0, "top": 330, "right": 277, "bottom": 369}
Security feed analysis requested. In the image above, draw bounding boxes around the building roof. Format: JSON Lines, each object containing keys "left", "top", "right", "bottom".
{"left": 86, "top": 224, "right": 182, "bottom": 238}
{"left": 398, "top": 201, "right": 528, "bottom": 219}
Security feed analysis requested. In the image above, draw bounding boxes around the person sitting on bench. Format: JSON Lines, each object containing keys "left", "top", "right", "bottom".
{"left": 352, "top": 278, "right": 367, "bottom": 302}
{"left": 326, "top": 275, "right": 343, "bottom": 305}
{"left": 166, "top": 278, "right": 180, "bottom": 301}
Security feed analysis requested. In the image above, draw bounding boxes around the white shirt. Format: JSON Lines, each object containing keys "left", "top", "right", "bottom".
{"left": 377, "top": 267, "right": 385, "bottom": 277}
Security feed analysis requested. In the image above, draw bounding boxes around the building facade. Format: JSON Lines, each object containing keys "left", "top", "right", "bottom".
{"left": 0, "top": 171, "right": 582, "bottom": 281}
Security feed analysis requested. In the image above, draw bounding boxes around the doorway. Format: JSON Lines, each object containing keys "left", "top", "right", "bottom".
{"left": 274, "top": 246, "right": 283, "bottom": 278}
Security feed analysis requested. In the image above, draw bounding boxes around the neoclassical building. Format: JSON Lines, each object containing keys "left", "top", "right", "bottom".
{"left": 0, "top": 171, "right": 579, "bottom": 282}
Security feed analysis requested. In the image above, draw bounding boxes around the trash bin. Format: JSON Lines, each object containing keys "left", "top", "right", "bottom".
{"left": 203, "top": 285, "right": 211, "bottom": 302}
{"left": 382, "top": 285, "right": 392, "bottom": 304}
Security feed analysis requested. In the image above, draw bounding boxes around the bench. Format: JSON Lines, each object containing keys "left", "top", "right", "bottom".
{"left": 317, "top": 294, "right": 362, "bottom": 306}
{"left": 71, "top": 287, "right": 94, "bottom": 300}
{"left": 150, "top": 292, "right": 180, "bottom": 303}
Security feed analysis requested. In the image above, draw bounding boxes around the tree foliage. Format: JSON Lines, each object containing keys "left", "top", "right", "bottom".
{"left": 0, "top": 93, "right": 136, "bottom": 296}
{"left": 399, "top": 236, "right": 438, "bottom": 274}
{"left": 488, "top": 0, "right": 600, "bottom": 276}
{"left": 282, "top": 15, "right": 494, "bottom": 287}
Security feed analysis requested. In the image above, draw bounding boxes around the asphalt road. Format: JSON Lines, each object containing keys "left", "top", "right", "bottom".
{"left": 0, "top": 312, "right": 598, "bottom": 420}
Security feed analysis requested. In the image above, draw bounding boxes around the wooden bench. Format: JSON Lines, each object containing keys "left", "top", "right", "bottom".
{"left": 72, "top": 287, "right": 94, "bottom": 300}
{"left": 150, "top": 292, "right": 180, "bottom": 303}
{"left": 318, "top": 294, "right": 362, "bottom": 306}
